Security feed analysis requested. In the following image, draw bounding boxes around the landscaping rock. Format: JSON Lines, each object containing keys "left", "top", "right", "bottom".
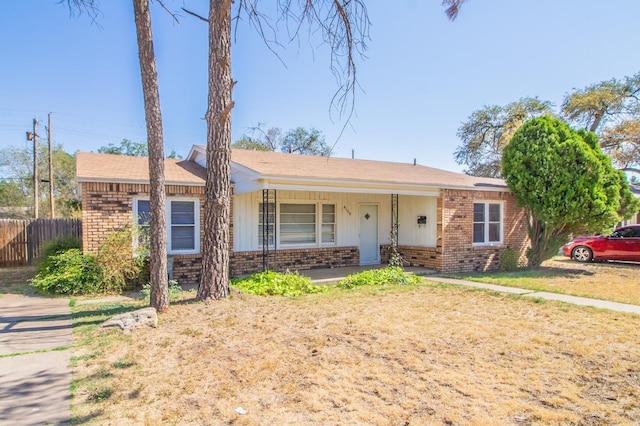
{"left": 101, "top": 307, "right": 158, "bottom": 332}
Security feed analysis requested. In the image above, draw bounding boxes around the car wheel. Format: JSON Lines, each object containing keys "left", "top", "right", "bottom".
{"left": 572, "top": 246, "right": 593, "bottom": 263}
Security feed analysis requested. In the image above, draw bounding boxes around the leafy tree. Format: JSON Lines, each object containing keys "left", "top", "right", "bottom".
{"left": 562, "top": 72, "right": 640, "bottom": 168}
{"left": 97, "top": 138, "right": 182, "bottom": 158}
{"left": 233, "top": 125, "right": 332, "bottom": 156}
{"left": 97, "top": 139, "right": 149, "bottom": 156}
{"left": 502, "top": 116, "right": 639, "bottom": 268}
{"left": 458, "top": 72, "right": 640, "bottom": 176}
{"left": 454, "top": 98, "right": 553, "bottom": 177}
{"left": 232, "top": 124, "right": 282, "bottom": 152}
{"left": 282, "top": 127, "right": 332, "bottom": 156}
{"left": 0, "top": 142, "right": 78, "bottom": 218}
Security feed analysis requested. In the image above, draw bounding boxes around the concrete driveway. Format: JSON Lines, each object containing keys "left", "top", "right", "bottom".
{"left": 0, "top": 294, "right": 72, "bottom": 425}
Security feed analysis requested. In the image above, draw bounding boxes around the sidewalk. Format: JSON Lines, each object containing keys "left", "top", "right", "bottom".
{"left": 422, "top": 276, "right": 640, "bottom": 315}
{"left": 0, "top": 294, "right": 72, "bottom": 426}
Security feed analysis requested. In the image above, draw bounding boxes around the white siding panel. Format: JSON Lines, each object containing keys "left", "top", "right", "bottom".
{"left": 398, "top": 195, "right": 437, "bottom": 247}
{"left": 232, "top": 191, "right": 435, "bottom": 251}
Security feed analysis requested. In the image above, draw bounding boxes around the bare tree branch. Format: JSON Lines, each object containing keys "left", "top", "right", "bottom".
{"left": 181, "top": 7, "right": 208, "bottom": 22}
{"left": 156, "top": 0, "right": 180, "bottom": 24}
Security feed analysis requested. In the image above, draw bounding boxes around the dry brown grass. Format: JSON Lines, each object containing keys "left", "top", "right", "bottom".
{"left": 455, "top": 257, "right": 640, "bottom": 306}
{"left": 72, "top": 282, "right": 640, "bottom": 425}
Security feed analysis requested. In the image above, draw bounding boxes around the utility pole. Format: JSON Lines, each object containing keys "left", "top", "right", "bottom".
{"left": 47, "top": 113, "right": 54, "bottom": 218}
{"left": 27, "top": 118, "right": 39, "bottom": 219}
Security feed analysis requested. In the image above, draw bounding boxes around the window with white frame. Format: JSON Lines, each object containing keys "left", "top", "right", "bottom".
{"left": 134, "top": 198, "right": 200, "bottom": 254}
{"left": 258, "top": 202, "right": 336, "bottom": 247}
{"left": 473, "top": 202, "right": 502, "bottom": 245}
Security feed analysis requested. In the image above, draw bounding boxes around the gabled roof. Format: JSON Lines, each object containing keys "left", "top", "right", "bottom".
{"left": 188, "top": 145, "right": 508, "bottom": 193}
{"left": 76, "top": 152, "right": 206, "bottom": 185}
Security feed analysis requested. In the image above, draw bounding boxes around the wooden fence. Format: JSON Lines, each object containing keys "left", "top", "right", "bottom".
{"left": 0, "top": 219, "right": 82, "bottom": 267}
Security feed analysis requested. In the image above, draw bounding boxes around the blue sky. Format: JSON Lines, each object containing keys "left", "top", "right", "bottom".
{"left": 1, "top": 0, "right": 639, "bottom": 174}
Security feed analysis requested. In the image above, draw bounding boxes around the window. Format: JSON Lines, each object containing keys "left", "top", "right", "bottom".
{"left": 169, "top": 201, "right": 196, "bottom": 251}
{"left": 281, "top": 203, "right": 316, "bottom": 245}
{"left": 258, "top": 202, "right": 336, "bottom": 247}
{"left": 322, "top": 204, "right": 336, "bottom": 243}
{"left": 134, "top": 198, "right": 199, "bottom": 254}
{"left": 473, "top": 202, "right": 502, "bottom": 245}
{"left": 136, "top": 200, "right": 151, "bottom": 252}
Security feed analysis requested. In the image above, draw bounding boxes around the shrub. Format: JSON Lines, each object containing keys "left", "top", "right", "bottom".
{"left": 337, "top": 267, "right": 422, "bottom": 289}
{"left": 232, "top": 270, "right": 327, "bottom": 296}
{"left": 31, "top": 249, "right": 103, "bottom": 295}
{"left": 35, "top": 236, "right": 81, "bottom": 269}
{"left": 499, "top": 247, "right": 522, "bottom": 272}
{"left": 96, "top": 225, "right": 147, "bottom": 293}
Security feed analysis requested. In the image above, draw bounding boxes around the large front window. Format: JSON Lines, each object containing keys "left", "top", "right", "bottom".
{"left": 259, "top": 202, "right": 336, "bottom": 247}
{"left": 473, "top": 202, "right": 502, "bottom": 245}
{"left": 134, "top": 198, "right": 200, "bottom": 254}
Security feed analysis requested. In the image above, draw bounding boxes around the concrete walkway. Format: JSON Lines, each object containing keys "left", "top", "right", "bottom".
{"left": 0, "top": 294, "right": 72, "bottom": 426}
{"left": 422, "top": 276, "right": 640, "bottom": 315}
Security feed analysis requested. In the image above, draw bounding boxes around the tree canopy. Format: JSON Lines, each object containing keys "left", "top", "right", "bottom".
{"left": 0, "top": 143, "right": 78, "bottom": 219}
{"left": 454, "top": 97, "right": 553, "bottom": 177}
{"left": 233, "top": 125, "right": 332, "bottom": 156}
{"left": 502, "top": 116, "right": 639, "bottom": 267}
{"left": 457, "top": 71, "right": 640, "bottom": 177}
{"left": 561, "top": 72, "right": 640, "bottom": 168}
{"left": 97, "top": 138, "right": 181, "bottom": 158}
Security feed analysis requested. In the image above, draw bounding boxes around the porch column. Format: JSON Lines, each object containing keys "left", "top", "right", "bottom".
{"left": 262, "top": 189, "right": 277, "bottom": 271}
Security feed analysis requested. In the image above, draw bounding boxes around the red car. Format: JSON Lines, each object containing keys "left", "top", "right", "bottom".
{"left": 562, "top": 225, "right": 640, "bottom": 263}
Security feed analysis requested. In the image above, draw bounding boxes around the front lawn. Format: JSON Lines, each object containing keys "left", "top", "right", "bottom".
{"left": 69, "top": 280, "right": 640, "bottom": 425}
{"left": 451, "top": 256, "right": 640, "bottom": 305}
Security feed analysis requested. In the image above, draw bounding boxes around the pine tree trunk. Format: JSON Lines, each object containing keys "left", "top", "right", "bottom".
{"left": 133, "top": 0, "right": 169, "bottom": 312}
{"left": 198, "top": 0, "right": 233, "bottom": 301}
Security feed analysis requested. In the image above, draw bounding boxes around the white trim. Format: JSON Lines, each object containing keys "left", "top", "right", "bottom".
{"left": 472, "top": 201, "right": 504, "bottom": 247}
{"left": 238, "top": 181, "right": 441, "bottom": 197}
{"left": 133, "top": 196, "right": 201, "bottom": 255}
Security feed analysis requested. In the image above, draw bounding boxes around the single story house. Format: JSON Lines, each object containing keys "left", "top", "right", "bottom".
{"left": 76, "top": 146, "right": 529, "bottom": 285}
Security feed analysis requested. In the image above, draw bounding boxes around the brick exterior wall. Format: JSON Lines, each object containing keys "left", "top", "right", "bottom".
{"left": 439, "top": 189, "right": 528, "bottom": 273}
{"left": 381, "top": 244, "right": 441, "bottom": 270}
{"left": 81, "top": 182, "right": 207, "bottom": 254}
{"left": 81, "top": 181, "right": 529, "bottom": 283}
{"left": 231, "top": 247, "right": 360, "bottom": 276}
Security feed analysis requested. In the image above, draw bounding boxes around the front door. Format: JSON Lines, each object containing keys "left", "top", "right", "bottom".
{"left": 359, "top": 204, "right": 379, "bottom": 265}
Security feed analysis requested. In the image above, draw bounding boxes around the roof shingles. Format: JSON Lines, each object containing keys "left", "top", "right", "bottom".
{"left": 76, "top": 152, "right": 206, "bottom": 185}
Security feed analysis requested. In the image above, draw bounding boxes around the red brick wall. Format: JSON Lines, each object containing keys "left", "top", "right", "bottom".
{"left": 231, "top": 247, "right": 360, "bottom": 276}
{"left": 80, "top": 182, "right": 206, "bottom": 254}
{"left": 439, "top": 189, "right": 529, "bottom": 273}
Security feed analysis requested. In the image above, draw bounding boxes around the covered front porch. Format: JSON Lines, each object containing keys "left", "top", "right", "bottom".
{"left": 230, "top": 188, "right": 440, "bottom": 275}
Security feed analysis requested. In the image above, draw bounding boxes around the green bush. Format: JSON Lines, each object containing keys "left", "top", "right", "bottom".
{"left": 31, "top": 249, "right": 103, "bottom": 295}
{"left": 96, "top": 225, "right": 147, "bottom": 293}
{"left": 232, "top": 270, "right": 327, "bottom": 296}
{"left": 499, "top": 247, "right": 522, "bottom": 272}
{"left": 337, "top": 267, "right": 422, "bottom": 289}
{"left": 35, "top": 236, "right": 82, "bottom": 269}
